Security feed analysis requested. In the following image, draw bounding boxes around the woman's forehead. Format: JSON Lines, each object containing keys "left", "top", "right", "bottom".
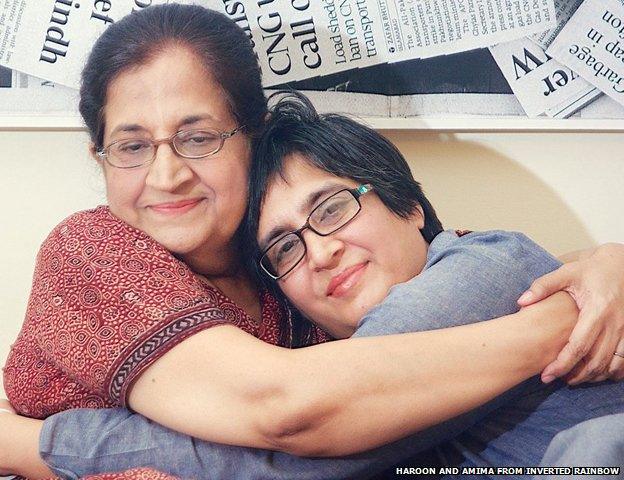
{"left": 258, "top": 160, "right": 357, "bottom": 240}
{"left": 103, "top": 48, "right": 232, "bottom": 137}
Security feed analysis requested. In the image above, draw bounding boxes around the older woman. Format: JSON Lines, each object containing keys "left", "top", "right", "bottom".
{"left": 1, "top": 4, "right": 623, "bottom": 479}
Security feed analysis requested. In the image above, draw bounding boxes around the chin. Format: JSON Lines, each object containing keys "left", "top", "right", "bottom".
{"left": 150, "top": 231, "right": 204, "bottom": 255}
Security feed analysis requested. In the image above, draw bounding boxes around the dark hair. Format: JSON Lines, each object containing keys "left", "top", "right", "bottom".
{"left": 244, "top": 92, "right": 444, "bottom": 343}
{"left": 79, "top": 4, "right": 267, "bottom": 149}
{"left": 246, "top": 91, "right": 443, "bottom": 258}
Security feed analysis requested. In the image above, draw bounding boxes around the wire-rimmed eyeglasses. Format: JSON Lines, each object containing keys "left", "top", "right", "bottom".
{"left": 96, "top": 127, "right": 243, "bottom": 169}
{"left": 259, "top": 184, "right": 374, "bottom": 280}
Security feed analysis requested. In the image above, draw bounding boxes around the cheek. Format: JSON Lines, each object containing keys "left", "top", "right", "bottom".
{"left": 200, "top": 157, "right": 249, "bottom": 205}
{"left": 104, "top": 171, "right": 144, "bottom": 209}
{"left": 280, "top": 272, "right": 317, "bottom": 311}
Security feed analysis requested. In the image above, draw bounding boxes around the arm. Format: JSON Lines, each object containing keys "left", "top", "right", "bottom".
{"left": 6, "top": 230, "right": 575, "bottom": 477}
{"left": 128, "top": 293, "right": 576, "bottom": 457}
{"left": 126, "top": 231, "right": 572, "bottom": 456}
{"left": 1, "top": 293, "right": 576, "bottom": 479}
{"left": 0, "top": 412, "right": 51, "bottom": 479}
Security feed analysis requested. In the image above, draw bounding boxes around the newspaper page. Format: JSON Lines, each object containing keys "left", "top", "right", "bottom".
{"left": 0, "top": 0, "right": 166, "bottom": 89}
{"left": 489, "top": 37, "right": 600, "bottom": 117}
{"left": 547, "top": 0, "right": 624, "bottom": 108}
{"left": 578, "top": 92, "right": 624, "bottom": 119}
{"left": 0, "top": 66, "right": 77, "bottom": 116}
{"left": 532, "top": 0, "right": 584, "bottom": 49}
{"left": 390, "top": 0, "right": 557, "bottom": 61}
{"left": 1, "top": 0, "right": 559, "bottom": 90}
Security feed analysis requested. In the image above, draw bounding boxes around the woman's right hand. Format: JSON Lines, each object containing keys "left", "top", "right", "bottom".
{"left": 0, "top": 400, "right": 52, "bottom": 479}
{"left": 518, "top": 243, "right": 624, "bottom": 384}
{"left": 0, "top": 399, "right": 18, "bottom": 476}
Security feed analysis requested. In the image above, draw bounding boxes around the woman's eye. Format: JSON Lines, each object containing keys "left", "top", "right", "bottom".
{"left": 276, "top": 239, "right": 298, "bottom": 263}
{"left": 182, "top": 132, "right": 218, "bottom": 145}
{"left": 319, "top": 200, "right": 348, "bottom": 223}
{"left": 118, "top": 141, "right": 150, "bottom": 154}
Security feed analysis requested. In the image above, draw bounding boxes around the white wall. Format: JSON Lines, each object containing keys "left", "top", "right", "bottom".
{"left": 1, "top": 129, "right": 623, "bottom": 394}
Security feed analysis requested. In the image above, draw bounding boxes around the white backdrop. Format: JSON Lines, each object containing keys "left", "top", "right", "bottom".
{"left": 1, "top": 129, "right": 623, "bottom": 394}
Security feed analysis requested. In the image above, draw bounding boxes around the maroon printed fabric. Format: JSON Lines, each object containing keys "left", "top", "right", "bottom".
{"left": 82, "top": 468, "right": 181, "bottom": 480}
{"left": 3, "top": 206, "right": 304, "bottom": 418}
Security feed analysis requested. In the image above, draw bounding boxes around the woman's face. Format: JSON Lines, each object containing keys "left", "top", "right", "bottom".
{"left": 257, "top": 155, "right": 429, "bottom": 338}
{"left": 100, "top": 46, "right": 251, "bottom": 263}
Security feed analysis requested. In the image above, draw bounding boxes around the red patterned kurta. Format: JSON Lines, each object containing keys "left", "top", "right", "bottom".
{"left": 3, "top": 206, "right": 327, "bottom": 480}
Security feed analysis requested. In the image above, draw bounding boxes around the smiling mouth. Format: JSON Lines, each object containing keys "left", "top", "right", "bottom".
{"left": 149, "top": 198, "right": 204, "bottom": 215}
{"left": 326, "top": 262, "right": 368, "bottom": 297}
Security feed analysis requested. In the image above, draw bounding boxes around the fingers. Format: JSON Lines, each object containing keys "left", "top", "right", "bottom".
{"left": 566, "top": 328, "right": 615, "bottom": 385}
{"left": 0, "top": 399, "right": 15, "bottom": 415}
{"left": 518, "top": 264, "right": 574, "bottom": 307}
{"left": 541, "top": 307, "right": 602, "bottom": 383}
{"left": 608, "top": 338, "right": 624, "bottom": 381}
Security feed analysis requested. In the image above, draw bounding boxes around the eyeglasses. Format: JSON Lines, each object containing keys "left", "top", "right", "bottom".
{"left": 96, "top": 127, "right": 243, "bottom": 169}
{"left": 260, "top": 184, "right": 373, "bottom": 280}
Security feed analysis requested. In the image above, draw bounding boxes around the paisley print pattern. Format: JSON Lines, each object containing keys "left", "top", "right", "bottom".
{"left": 4, "top": 206, "right": 329, "bottom": 480}
{"left": 3, "top": 206, "right": 291, "bottom": 418}
{"left": 81, "top": 468, "right": 181, "bottom": 480}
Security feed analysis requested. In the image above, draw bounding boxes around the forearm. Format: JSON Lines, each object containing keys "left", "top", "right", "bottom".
{"left": 272, "top": 292, "right": 577, "bottom": 456}
{"left": 0, "top": 414, "right": 52, "bottom": 478}
{"left": 129, "top": 295, "right": 576, "bottom": 457}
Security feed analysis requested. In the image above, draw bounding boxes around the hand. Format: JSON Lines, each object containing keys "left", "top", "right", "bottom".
{"left": 0, "top": 399, "right": 17, "bottom": 476}
{"left": 518, "top": 243, "right": 624, "bottom": 384}
{"left": 0, "top": 399, "right": 15, "bottom": 415}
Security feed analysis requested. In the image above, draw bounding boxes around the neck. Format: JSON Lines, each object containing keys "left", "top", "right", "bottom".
{"left": 181, "top": 240, "right": 242, "bottom": 278}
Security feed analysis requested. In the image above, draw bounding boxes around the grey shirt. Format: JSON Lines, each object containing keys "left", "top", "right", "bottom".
{"left": 40, "top": 230, "right": 624, "bottom": 479}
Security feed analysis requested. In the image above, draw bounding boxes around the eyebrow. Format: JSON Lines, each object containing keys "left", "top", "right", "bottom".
{"left": 258, "top": 181, "right": 346, "bottom": 250}
{"left": 108, "top": 115, "right": 216, "bottom": 138}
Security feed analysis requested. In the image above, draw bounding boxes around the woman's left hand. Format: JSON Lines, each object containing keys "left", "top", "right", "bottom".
{"left": 0, "top": 399, "right": 17, "bottom": 476}
{"left": 518, "top": 243, "right": 624, "bottom": 384}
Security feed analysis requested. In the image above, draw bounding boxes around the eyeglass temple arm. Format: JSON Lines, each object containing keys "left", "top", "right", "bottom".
{"left": 356, "top": 184, "right": 373, "bottom": 195}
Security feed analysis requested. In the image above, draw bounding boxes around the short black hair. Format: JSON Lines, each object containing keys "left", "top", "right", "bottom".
{"left": 245, "top": 91, "right": 443, "bottom": 284}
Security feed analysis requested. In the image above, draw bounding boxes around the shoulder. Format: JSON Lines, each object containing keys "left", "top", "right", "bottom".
{"left": 39, "top": 206, "right": 172, "bottom": 262}
{"left": 46, "top": 206, "right": 148, "bottom": 244}
{"left": 355, "top": 230, "right": 561, "bottom": 334}
{"left": 426, "top": 229, "right": 560, "bottom": 272}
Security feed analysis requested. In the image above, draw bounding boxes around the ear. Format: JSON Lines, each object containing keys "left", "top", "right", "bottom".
{"left": 414, "top": 204, "right": 425, "bottom": 229}
{"left": 89, "top": 142, "right": 101, "bottom": 163}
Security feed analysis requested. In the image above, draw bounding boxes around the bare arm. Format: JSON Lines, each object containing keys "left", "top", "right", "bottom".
{"left": 0, "top": 293, "right": 576, "bottom": 478}
{"left": 0, "top": 413, "right": 51, "bottom": 478}
{"left": 129, "top": 292, "right": 577, "bottom": 457}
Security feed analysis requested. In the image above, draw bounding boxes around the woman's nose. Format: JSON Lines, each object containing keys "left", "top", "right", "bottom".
{"left": 144, "top": 144, "right": 194, "bottom": 192}
{"left": 303, "top": 230, "right": 344, "bottom": 271}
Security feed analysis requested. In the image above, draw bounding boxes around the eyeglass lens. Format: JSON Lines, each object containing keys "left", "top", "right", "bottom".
{"left": 262, "top": 190, "right": 361, "bottom": 278}
{"left": 106, "top": 130, "right": 225, "bottom": 168}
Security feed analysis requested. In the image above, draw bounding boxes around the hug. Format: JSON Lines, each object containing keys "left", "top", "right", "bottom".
{"left": 1, "top": 4, "right": 624, "bottom": 479}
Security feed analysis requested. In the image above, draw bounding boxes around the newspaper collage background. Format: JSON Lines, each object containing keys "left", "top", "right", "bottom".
{"left": 1, "top": 0, "right": 624, "bottom": 120}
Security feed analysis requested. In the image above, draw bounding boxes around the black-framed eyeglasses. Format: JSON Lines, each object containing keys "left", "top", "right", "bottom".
{"left": 96, "top": 127, "right": 243, "bottom": 169}
{"left": 259, "top": 184, "right": 374, "bottom": 280}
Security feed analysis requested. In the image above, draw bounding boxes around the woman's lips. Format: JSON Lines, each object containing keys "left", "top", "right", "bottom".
{"left": 326, "top": 263, "right": 368, "bottom": 297}
{"left": 149, "top": 198, "right": 203, "bottom": 215}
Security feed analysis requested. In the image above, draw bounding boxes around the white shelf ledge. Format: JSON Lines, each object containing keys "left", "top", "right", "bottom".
{"left": 364, "top": 116, "right": 624, "bottom": 132}
{"left": 0, "top": 114, "right": 622, "bottom": 132}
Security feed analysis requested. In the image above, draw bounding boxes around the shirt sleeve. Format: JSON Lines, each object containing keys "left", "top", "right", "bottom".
{"left": 354, "top": 230, "right": 562, "bottom": 336}
{"left": 3, "top": 207, "right": 231, "bottom": 418}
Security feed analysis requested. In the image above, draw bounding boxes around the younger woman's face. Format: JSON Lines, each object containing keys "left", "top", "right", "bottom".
{"left": 100, "top": 46, "right": 251, "bottom": 264}
{"left": 257, "top": 155, "right": 429, "bottom": 338}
